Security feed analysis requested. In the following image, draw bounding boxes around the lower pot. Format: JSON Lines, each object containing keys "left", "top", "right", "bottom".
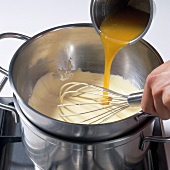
{"left": 14, "top": 95, "right": 155, "bottom": 170}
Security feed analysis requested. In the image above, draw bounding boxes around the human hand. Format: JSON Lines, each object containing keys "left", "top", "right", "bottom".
{"left": 141, "top": 60, "right": 170, "bottom": 120}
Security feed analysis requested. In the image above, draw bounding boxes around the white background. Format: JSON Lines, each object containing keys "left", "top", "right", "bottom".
{"left": 0, "top": 0, "right": 170, "bottom": 96}
{"left": 0, "top": 0, "right": 170, "bottom": 126}
{"left": 1, "top": 0, "right": 170, "bottom": 162}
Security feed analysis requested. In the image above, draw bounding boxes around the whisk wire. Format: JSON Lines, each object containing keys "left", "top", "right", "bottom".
{"left": 58, "top": 82, "right": 142, "bottom": 124}
{"left": 81, "top": 103, "right": 129, "bottom": 124}
{"left": 59, "top": 102, "right": 117, "bottom": 117}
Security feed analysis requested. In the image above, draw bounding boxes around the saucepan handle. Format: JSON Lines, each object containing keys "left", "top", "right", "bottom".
{"left": 0, "top": 32, "right": 30, "bottom": 82}
{"left": 140, "top": 135, "right": 170, "bottom": 151}
{"left": 0, "top": 33, "right": 30, "bottom": 123}
{"left": 0, "top": 32, "right": 30, "bottom": 41}
{"left": 140, "top": 118, "right": 170, "bottom": 150}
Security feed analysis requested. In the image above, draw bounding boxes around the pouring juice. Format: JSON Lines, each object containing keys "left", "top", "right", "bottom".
{"left": 100, "top": 7, "right": 149, "bottom": 89}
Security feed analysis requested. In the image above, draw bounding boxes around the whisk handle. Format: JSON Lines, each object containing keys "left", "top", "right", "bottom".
{"left": 128, "top": 91, "right": 143, "bottom": 107}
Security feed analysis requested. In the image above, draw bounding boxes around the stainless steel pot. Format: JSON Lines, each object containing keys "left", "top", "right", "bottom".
{"left": 1, "top": 97, "right": 170, "bottom": 170}
{"left": 0, "top": 23, "right": 163, "bottom": 141}
{"left": 90, "top": 0, "right": 154, "bottom": 44}
{"left": 14, "top": 95, "right": 155, "bottom": 170}
{"left": 12, "top": 95, "right": 170, "bottom": 170}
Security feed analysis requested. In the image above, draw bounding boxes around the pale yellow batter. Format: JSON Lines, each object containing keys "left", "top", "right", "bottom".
{"left": 28, "top": 70, "right": 140, "bottom": 124}
{"left": 28, "top": 70, "right": 141, "bottom": 124}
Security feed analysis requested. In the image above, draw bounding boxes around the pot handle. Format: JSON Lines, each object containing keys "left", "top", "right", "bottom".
{"left": 0, "top": 101, "right": 19, "bottom": 123}
{"left": 0, "top": 68, "right": 21, "bottom": 123}
{"left": 0, "top": 33, "right": 30, "bottom": 123}
{"left": 0, "top": 32, "right": 30, "bottom": 80}
{"left": 140, "top": 135, "right": 170, "bottom": 151}
{"left": 140, "top": 118, "right": 170, "bottom": 151}
{"left": 0, "top": 69, "right": 19, "bottom": 123}
{"left": 0, "top": 32, "right": 30, "bottom": 41}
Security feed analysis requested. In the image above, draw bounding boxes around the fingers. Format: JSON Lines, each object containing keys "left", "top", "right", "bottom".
{"left": 162, "top": 86, "right": 170, "bottom": 118}
{"left": 141, "top": 75, "right": 157, "bottom": 117}
{"left": 141, "top": 70, "right": 170, "bottom": 120}
{"left": 153, "top": 90, "right": 170, "bottom": 120}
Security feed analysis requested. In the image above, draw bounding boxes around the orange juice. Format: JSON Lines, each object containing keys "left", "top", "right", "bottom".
{"left": 100, "top": 7, "right": 149, "bottom": 89}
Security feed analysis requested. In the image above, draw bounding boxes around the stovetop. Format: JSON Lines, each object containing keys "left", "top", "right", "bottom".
{"left": 0, "top": 105, "right": 34, "bottom": 170}
{"left": 0, "top": 99, "right": 169, "bottom": 170}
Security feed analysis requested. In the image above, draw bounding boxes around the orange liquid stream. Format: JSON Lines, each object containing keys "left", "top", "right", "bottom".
{"left": 100, "top": 7, "right": 149, "bottom": 89}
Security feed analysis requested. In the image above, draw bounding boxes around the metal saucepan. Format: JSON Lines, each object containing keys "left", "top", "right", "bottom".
{"left": 0, "top": 23, "right": 163, "bottom": 141}
{"left": 90, "top": 0, "right": 154, "bottom": 45}
{"left": 13, "top": 95, "right": 170, "bottom": 170}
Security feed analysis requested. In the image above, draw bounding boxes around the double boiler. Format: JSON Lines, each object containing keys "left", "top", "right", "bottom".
{"left": 0, "top": 24, "right": 170, "bottom": 170}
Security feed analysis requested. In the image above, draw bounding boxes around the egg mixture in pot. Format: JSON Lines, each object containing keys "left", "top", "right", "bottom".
{"left": 28, "top": 70, "right": 141, "bottom": 124}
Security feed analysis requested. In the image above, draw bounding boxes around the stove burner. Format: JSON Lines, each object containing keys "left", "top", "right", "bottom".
{"left": 0, "top": 97, "right": 169, "bottom": 170}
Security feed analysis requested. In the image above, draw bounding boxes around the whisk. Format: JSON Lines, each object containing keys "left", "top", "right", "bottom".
{"left": 58, "top": 82, "right": 143, "bottom": 124}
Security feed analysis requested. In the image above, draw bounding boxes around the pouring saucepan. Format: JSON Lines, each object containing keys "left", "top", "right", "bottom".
{"left": 90, "top": 0, "right": 154, "bottom": 45}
